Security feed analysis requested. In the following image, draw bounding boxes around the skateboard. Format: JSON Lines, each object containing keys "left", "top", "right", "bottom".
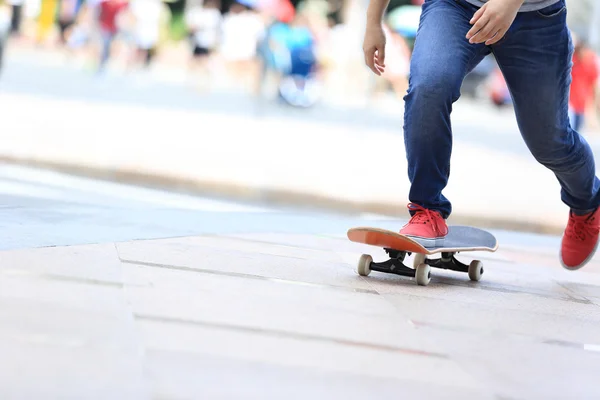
{"left": 347, "top": 226, "right": 498, "bottom": 286}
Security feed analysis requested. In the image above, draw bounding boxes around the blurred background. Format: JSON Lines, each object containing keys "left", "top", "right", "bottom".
{"left": 0, "top": 0, "right": 598, "bottom": 231}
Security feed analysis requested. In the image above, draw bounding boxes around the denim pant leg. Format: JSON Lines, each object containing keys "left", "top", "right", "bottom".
{"left": 404, "top": 0, "right": 490, "bottom": 219}
{"left": 492, "top": 0, "right": 600, "bottom": 214}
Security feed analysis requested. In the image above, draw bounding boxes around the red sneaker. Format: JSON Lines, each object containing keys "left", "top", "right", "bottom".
{"left": 560, "top": 208, "right": 600, "bottom": 270}
{"left": 399, "top": 203, "right": 448, "bottom": 247}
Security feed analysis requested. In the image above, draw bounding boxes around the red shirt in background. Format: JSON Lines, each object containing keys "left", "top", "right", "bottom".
{"left": 570, "top": 49, "right": 599, "bottom": 114}
{"left": 99, "top": 0, "right": 128, "bottom": 34}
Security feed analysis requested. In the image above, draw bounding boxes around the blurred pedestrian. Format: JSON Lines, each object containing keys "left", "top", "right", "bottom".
{"left": 185, "top": 0, "right": 222, "bottom": 86}
{"left": 380, "top": 24, "right": 410, "bottom": 100}
{"left": 97, "top": 0, "right": 127, "bottom": 71}
{"left": 489, "top": 66, "right": 511, "bottom": 106}
{"left": 57, "top": 0, "right": 81, "bottom": 45}
{"left": 7, "top": 0, "right": 23, "bottom": 36}
{"left": 36, "top": 0, "right": 58, "bottom": 45}
{"left": 254, "top": 0, "right": 295, "bottom": 98}
{"left": 64, "top": 1, "right": 96, "bottom": 56}
{"left": 569, "top": 33, "right": 599, "bottom": 132}
{"left": 0, "top": 0, "right": 10, "bottom": 72}
{"left": 220, "top": 0, "right": 265, "bottom": 91}
{"left": 128, "top": 0, "right": 163, "bottom": 69}
{"left": 277, "top": 12, "right": 320, "bottom": 107}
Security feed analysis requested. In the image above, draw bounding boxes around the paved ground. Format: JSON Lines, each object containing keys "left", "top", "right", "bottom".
{"left": 1, "top": 165, "right": 600, "bottom": 399}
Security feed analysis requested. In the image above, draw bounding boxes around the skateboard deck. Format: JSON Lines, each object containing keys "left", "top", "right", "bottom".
{"left": 347, "top": 226, "right": 498, "bottom": 286}
{"left": 347, "top": 226, "right": 498, "bottom": 254}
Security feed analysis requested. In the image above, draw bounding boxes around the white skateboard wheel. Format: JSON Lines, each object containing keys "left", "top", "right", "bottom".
{"left": 415, "top": 263, "right": 431, "bottom": 286}
{"left": 357, "top": 254, "right": 372, "bottom": 276}
{"left": 468, "top": 260, "right": 484, "bottom": 282}
{"left": 413, "top": 253, "right": 426, "bottom": 269}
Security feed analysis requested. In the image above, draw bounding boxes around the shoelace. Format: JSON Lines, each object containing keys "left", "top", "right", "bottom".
{"left": 407, "top": 203, "right": 445, "bottom": 234}
{"left": 565, "top": 212, "right": 600, "bottom": 242}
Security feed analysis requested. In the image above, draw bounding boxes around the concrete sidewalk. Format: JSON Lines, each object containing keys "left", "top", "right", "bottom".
{"left": 1, "top": 231, "right": 599, "bottom": 398}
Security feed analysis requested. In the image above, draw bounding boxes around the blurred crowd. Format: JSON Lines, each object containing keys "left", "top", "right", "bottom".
{"left": 0, "top": 0, "right": 598, "bottom": 128}
{"left": 0, "top": 0, "right": 349, "bottom": 107}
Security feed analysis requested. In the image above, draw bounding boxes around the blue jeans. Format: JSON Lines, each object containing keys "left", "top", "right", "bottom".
{"left": 404, "top": 0, "right": 600, "bottom": 218}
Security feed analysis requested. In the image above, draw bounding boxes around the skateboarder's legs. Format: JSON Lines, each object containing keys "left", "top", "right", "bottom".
{"left": 492, "top": 1, "right": 600, "bottom": 214}
{"left": 401, "top": 0, "right": 600, "bottom": 269}
{"left": 403, "top": 0, "right": 490, "bottom": 219}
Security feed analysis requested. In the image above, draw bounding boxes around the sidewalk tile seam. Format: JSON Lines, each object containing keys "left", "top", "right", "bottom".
{"left": 413, "top": 320, "right": 600, "bottom": 355}
{"left": 134, "top": 313, "right": 448, "bottom": 360}
{"left": 438, "top": 280, "right": 594, "bottom": 305}
{"left": 0, "top": 271, "right": 127, "bottom": 288}
{"left": 209, "top": 234, "right": 341, "bottom": 252}
{"left": 380, "top": 292, "right": 599, "bottom": 326}
{"left": 119, "top": 258, "right": 379, "bottom": 295}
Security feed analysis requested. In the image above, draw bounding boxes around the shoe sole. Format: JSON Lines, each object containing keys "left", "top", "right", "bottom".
{"left": 404, "top": 235, "right": 446, "bottom": 248}
{"left": 559, "top": 236, "right": 600, "bottom": 271}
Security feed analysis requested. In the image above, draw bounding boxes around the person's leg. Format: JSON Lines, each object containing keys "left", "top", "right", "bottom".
{"left": 492, "top": 0, "right": 600, "bottom": 269}
{"left": 403, "top": 0, "right": 490, "bottom": 220}
{"left": 400, "top": 0, "right": 490, "bottom": 246}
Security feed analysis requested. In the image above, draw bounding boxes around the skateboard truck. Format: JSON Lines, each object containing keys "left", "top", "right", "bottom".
{"left": 366, "top": 248, "right": 417, "bottom": 278}
{"left": 428, "top": 252, "right": 474, "bottom": 273}
{"left": 358, "top": 249, "right": 484, "bottom": 286}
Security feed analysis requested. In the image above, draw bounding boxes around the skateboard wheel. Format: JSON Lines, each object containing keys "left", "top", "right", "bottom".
{"left": 468, "top": 260, "right": 484, "bottom": 282}
{"left": 357, "top": 254, "right": 372, "bottom": 277}
{"left": 415, "top": 263, "right": 431, "bottom": 286}
{"left": 413, "top": 253, "right": 426, "bottom": 269}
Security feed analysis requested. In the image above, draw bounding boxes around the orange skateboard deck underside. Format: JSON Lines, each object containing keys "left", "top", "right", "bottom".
{"left": 347, "top": 227, "right": 498, "bottom": 255}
